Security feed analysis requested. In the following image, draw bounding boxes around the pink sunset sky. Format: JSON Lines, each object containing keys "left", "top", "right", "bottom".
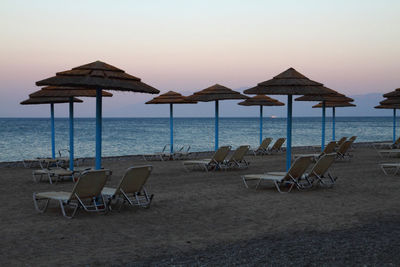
{"left": 0, "top": 0, "right": 399, "bottom": 117}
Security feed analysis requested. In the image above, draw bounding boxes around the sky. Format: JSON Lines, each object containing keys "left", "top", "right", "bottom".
{"left": 0, "top": 0, "right": 399, "bottom": 117}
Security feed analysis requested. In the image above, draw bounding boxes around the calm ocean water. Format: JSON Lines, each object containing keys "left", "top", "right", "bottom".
{"left": 0, "top": 117, "right": 396, "bottom": 162}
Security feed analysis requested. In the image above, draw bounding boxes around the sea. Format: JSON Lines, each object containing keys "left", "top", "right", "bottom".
{"left": 0, "top": 117, "right": 396, "bottom": 162}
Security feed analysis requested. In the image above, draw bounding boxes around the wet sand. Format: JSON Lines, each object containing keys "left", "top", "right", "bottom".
{"left": 1, "top": 145, "right": 399, "bottom": 265}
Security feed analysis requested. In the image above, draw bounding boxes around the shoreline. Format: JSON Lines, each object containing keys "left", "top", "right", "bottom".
{"left": 0, "top": 140, "right": 385, "bottom": 168}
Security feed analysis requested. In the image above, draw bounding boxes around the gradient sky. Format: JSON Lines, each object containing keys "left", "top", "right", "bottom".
{"left": 1, "top": 0, "right": 399, "bottom": 117}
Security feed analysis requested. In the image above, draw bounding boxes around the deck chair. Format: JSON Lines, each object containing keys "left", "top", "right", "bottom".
{"left": 224, "top": 145, "right": 250, "bottom": 169}
{"left": 32, "top": 168, "right": 74, "bottom": 184}
{"left": 102, "top": 166, "right": 153, "bottom": 210}
{"left": 32, "top": 158, "right": 73, "bottom": 184}
{"left": 268, "top": 138, "right": 286, "bottom": 153}
{"left": 142, "top": 144, "right": 170, "bottom": 161}
{"left": 336, "top": 140, "right": 353, "bottom": 160}
{"left": 294, "top": 141, "right": 336, "bottom": 161}
{"left": 183, "top": 146, "right": 231, "bottom": 172}
{"left": 241, "top": 156, "right": 313, "bottom": 193}
{"left": 173, "top": 145, "right": 191, "bottom": 160}
{"left": 373, "top": 137, "right": 400, "bottom": 150}
{"left": 33, "top": 170, "right": 109, "bottom": 218}
{"left": 377, "top": 149, "right": 400, "bottom": 158}
{"left": 253, "top": 138, "right": 272, "bottom": 155}
{"left": 305, "top": 153, "right": 337, "bottom": 187}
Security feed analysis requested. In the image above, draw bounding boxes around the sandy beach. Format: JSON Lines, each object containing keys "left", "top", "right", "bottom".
{"left": 1, "top": 144, "right": 400, "bottom": 266}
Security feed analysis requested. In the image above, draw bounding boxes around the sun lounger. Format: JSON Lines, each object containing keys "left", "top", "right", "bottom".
{"left": 173, "top": 145, "right": 192, "bottom": 160}
{"left": 305, "top": 153, "right": 337, "bottom": 186}
{"left": 336, "top": 140, "right": 353, "bottom": 160}
{"left": 224, "top": 145, "right": 250, "bottom": 169}
{"left": 294, "top": 141, "right": 336, "bottom": 161}
{"left": 241, "top": 156, "right": 313, "bottom": 192}
{"left": 102, "top": 165, "right": 153, "bottom": 210}
{"left": 32, "top": 167, "right": 74, "bottom": 184}
{"left": 183, "top": 146, "right": 231, "bottom": 171}
{"left": 268, "top": 138, "right": 286, "bottom": 153}
{"left": 373, "top": 137, "right": 400, "bottom": 150}
{"left": 33, "top": 169, "right": 109, "bottom": 218}
{"left": 253, "top": 138, "right": 273, "bottom": 155}
{"left": 376, "top": 149, "right": 400, "bottom": 159}
{"left": 379, "top": 162, "right": 400, "bottom": 175}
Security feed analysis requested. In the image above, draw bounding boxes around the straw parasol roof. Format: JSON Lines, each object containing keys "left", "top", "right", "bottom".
{"left": 238, "top": 95, "right": 284, "bottom": 106}
{"left": 146, "top": 91, "right": 197, "bottom": 104}
{"left": 295, "top": 89, "right": 354, "bottom": 102}
{"left": 29, "top": 87, "right": 112, "bottom": 98}
{"left": 244, "top": 68, "right": 333, "bottom": 95}
{"left": 20, "top": 97, "right": 83, "bottom": 105}
{"left": 375, "top": 104, "right": 400, "bottom": 109}
{"left": 186, "top": 84, "right": 248, "bottom": 102}
{"left": 383, "top": 88, "right": 400, "bottom": 98}
{"left": 313, "top": 101, "right": 356, "bottom": 108}
{"left": 380, "top": 98, "right": 400, "bottom": 105}
{"left": 36, "top": 60, "right": 160, "bottom": 94}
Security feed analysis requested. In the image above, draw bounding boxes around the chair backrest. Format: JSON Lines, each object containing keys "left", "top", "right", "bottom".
{"left": 175, "top": 145, "right": 184, "bottom": 153}
{"left": 115, "top": 165, "right": 153, "bottom": 195}
{"left": 336, "top": 137, "right": 347, "bottom": 146}
{"left": 212, "top": 146, "right": 232, "bottom": 163}
{"left": 349, "top": 136, "right": 357, "bottom": 142}
{"left": 229, "top": 145, "right": 250, "bottom": 162}
{"left": 70, "top": 170, "right": 108, "bottom": 200}
{"left": 284, "top": 156, "right": 313, "bottom": 181}
{"left": 322, "top": 141, "right": 337, "bottom": 154}
{"left": 394, "top": 137, "right": 400, "bottom": 145}
{"left": 258, "top": 138, "right": 272, "bottom": 150}
{"left": 337, "top": 140, "right": 352, "bottom": 155}
{"left": 308, "top": 153, "right": 336, "bottom": 178}
{"left": 271, "top": 138, "right": 286, "bottom": 150}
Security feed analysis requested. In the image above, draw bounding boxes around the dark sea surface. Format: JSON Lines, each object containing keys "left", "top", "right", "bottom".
{"left": 0, "top": 117, "right": 396, "bottom": 162}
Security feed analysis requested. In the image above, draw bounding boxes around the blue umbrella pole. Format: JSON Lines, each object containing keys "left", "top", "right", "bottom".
{"left": 69, "top": 97, "right": 74, "bottom": 171}
{"left": 170, "top": 103, "right": 174, "bottom": 153}
{"left": 393, "top": 108, "right": 396, "bottom": 143}
{"left": 95, "top": 89, "right": 102, "bottom": 170}
{"left": 286, "top": 95, "right": 292, "bottom": 171}
{"left": 332, "top": 107, "right": 336, "bottom": 141}
{"left": 50, "top": 103, "right": 55, "bottom": 159}
{"left": 321, "top": 100, "right": 326, "bottom": 151}
{"left": 215, "top": 100, "right": 219, "bottom": 151}
{"left": 259, "top": 105, "right": 263, "bottom": 145}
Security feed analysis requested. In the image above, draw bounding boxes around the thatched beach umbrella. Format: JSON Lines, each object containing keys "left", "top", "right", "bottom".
{"left": 20, "top": 97, "right": 83, "bottom": 159}
{"left": 376, "top": 95, "right": 400, "bottom": 143}
{"left": 383, "top": 88, "right": 400, "bottom": 98}
{"left": 146, "top": 91, "right": 197, "bottom": 153}
{"left": 313, "top": 101, "right": 356, "bottom": 141}
{"left": 36, "top": 61, "right": 160, "bottom": 169}
{"left": 244, "top": 68, "right": 333, "bottom": 170}
{"left": 30, "top": 87, "right": 112, "bottom": 171}
{"left": 295, "top": 91, "right": 354, "bottom": 150}
{"left": 186, "top": 84, "right": 248, "bottom": 151}
{"left": 238, "top": 95, "right": 284, "bottom": 145}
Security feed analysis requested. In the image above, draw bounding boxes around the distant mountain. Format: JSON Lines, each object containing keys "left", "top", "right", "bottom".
{"left": 12, "top": 91, "right": 388, "bottom": 118}
{"left": 104, "top": 92, "right": 387, "bottom": 117}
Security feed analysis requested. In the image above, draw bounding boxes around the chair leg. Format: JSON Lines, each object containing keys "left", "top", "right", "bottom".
{"left": 241, "top": 176, "right": 249, "bottom": 188}
{"left": 59, "top": 200, "right": 79, "bottom": 219}
{"left": 33, "top": 193, "right": 49, "bottom": 213}
{"left": 381, "top": 165, "right": 388, "bottom": 176}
